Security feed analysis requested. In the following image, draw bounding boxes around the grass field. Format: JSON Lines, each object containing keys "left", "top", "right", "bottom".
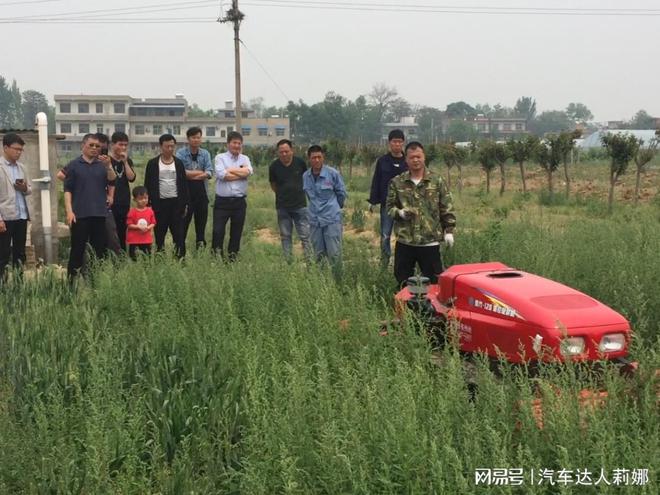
{"left": 1, "top": 157, "right": 658, "bottom": 493}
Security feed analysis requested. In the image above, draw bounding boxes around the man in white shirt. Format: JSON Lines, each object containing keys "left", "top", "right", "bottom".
{"left": 212, "top": 131, "right": 253, "bottom": 261}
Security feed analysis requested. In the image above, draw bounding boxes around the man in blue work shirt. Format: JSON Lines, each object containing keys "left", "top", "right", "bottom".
{"left": 176, "top": 127, "right": 214, "bottom": 249}
{"left": 303, "top": 145, "right": 347, "bottom": 278}
{"left": 368, "top": 129, "right": 407, "bottom": 266}
{"left": 212, "top": 131, "right": 253, "bottom": 261}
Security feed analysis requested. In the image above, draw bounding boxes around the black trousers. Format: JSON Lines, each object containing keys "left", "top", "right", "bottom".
{"left": 128, "top": 243, "right": 152, "bottom": 261}
{"left": 212, "top": 196, "right": 247, "bottom": 260}
{"left": 112, "top": 206, "right": 129, "bottom": 251}
{"left": 393, "top": 241, "right": 444, "bottom": 286}
{"left": 183, "top": 182, "right": 209, "bottom": 247}
{"left": 68, "top": 216, "right": 107, "bottom": 279}
{"left": 0, "top": 219, "right": 27, "bottom": 282}
{"left": 154, "top": 198, "right": 186, "bottom": 258}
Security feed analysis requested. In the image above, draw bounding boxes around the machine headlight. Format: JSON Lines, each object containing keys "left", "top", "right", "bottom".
{"left": 599, "top": 333, "right": 625, "bottom": 353}
{"left": 560, "top": 337, "right": 585, "bottom": 357}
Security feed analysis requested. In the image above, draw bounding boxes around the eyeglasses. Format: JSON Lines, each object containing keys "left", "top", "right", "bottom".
{"left": 7, "top": 146, "right": 23, "bottom": 152}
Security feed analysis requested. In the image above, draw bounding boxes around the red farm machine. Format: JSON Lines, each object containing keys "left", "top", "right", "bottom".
{"left": 390, "top": 262, "right": 658, "bottom": 426}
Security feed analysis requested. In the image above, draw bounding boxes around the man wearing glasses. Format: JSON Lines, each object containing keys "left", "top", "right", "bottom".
{"left": 0, "top": 133, "right": 32, "bottom": 283}
{"left": 63, "top": 133, "right": 117, "bottom": 279}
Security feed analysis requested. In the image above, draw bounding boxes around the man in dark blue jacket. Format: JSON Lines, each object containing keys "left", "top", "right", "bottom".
{"left": 368, "top": 129, "right": 408, "bottom": 266}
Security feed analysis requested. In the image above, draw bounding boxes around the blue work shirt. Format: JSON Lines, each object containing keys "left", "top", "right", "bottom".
{"left": 1, "top": 157, "right": 29, "bottom": 220}
{"left": 303, "top": 165, "right": 347, "bottom": 227}
{"left": 214, "top": 151, "right": 253, "bottom": 197}
{"left": 176, "top": 146, "right": 214, "bottom": 190}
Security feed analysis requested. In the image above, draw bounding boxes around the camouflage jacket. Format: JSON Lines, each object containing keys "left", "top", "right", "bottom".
{"left": 386, "top": 169, "right": 456, "bottom": 245}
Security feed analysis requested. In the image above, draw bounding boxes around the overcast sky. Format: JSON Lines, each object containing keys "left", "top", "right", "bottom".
{"left": 1, "top": 0, "right": 658, "bottom": 121}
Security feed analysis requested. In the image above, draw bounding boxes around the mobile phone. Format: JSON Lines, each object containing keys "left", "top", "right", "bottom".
{"left": 15, "top": 178, "right": 24, "bottom": 184}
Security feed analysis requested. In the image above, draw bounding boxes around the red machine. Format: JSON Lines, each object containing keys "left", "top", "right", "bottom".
{"left": 395, "top": 262, "right": 634, "bottom": 369}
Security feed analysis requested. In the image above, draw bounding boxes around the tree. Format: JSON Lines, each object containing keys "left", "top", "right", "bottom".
{"left": 565, "top": 102, "right": 593, "bottom": 123}
{"left": 627, "top": 110, "right": 656, "bottom": 130}
{"left": 445, "top": 120, "right": 478, "bottom": 142}
{"left": 528, "top": 111, "right": 573, "bottom": 136}
{"left": 9, "top": 79, "right": 22, "bottom": 128}
{"left": 506, "top": 135, "right": 539, "bottom": 194}
{"left": 601, "top": 133, "right": 640, "bottom": 213}
{"left": 188, "top": 103, "right": 214, "bottom": 117}
{"left": 248, "top": 96, "right": 265, "bottom": 117}
{"left": 416, "top": 106, "right": 444, "bottom": 144}
{"left": 21, "top": 90, "right": 50, "bottom": 129}
{"left": 633, "top": 138, "right": 657, "bottom": 205}
{"left": 514, "top": 97, "right": 537, "bottom": 121}
{"left": 0, "top": 76, "right": 17, "bottom": 128}
{"left": 477, "top": 141, "right": 499, "bottom": 193}
{"left": 441, "top": 142, "right": 468, "bottom": 191}
{"left": 556, "top": 130, "right": 581, "bottom": 197}
{"left": 359, "top": 144, "right": 380, "bottom": 174}
{"left": 386, "top": 97, "right": 412, "bottom": 122}
{"left": 369, "top": 83, "right": 398, "bottom": 123}
{"left": 493, "top": 143, "right": 509, "bottom": 196}
{"left": 536, "top": 137, "right": 561, "bottom": 194}
{"left": 445, "top": 101, "right": 476, "bottom": 119}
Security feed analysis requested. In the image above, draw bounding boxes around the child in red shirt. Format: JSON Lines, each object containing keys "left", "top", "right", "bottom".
{"left": 126, "top": 186, "right": 156, "bottom": 260}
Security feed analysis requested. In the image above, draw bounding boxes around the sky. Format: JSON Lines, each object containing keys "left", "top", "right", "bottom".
{"left": 1, "top": 0, "right": 659, "bottom": 122}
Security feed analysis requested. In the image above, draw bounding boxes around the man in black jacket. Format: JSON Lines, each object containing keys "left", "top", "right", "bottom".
{"left": 144, "top": 134, "right": 189, "bottom": 258}
{"left": 368, "top": 129, "right": 408, "bottom": 266}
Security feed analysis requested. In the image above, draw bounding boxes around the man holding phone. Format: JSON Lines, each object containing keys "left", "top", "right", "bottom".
{"left": 0, "top": 133, "right": 32, "bottom": 283}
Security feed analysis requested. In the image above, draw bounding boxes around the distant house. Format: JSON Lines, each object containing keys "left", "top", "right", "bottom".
{"left": 579, "top": 130, "right": 658, "bottom": 148}
{"left": 54, "top": 94, "right": 289, "bottom": 154}
{"left": 472, "top": 115, "right": 528, "bottom": 136}
{"left": 382, "top": 116, "right": 419, "bottom": 143}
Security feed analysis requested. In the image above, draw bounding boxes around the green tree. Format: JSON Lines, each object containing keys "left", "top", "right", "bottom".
{"left": 514, "top": 96, "right": 537, "bottom": 121}
{"left": 415, "top": 106, "right": 444, "bottom": 144}
{"left": 441, "top": 142, "right": 469, "bottom": 192}
{"left": 359, "top": 144, "right": 380, "bottom": 175}
{"left": 565, "top": 102, "right": 593, "bottom": 123}
{"left": 633, "top": 139, "right": 657, "bottom": 205}
{"left": 601, "top": 133, "right": 640, "bottom": 212}
{"left": 21, "top": 90, "right": 50, "bottom": 129}
{"left": 188, "top": 103, "right": 214, "bottom": 117}
{"left": 556, "top": 130, "right": 581, "bottom": 197}
{"left": 529, "top": 111, "right": 573, "bottom": 136}
{"left": 536, "top": 137, "right": 561, "bottom": 194}
{"left": 445, "top": 101, "right": 476, "bottom": 119}
{"left": 506, "top": 135, "right": 539, "bottom": 194}
{"left": 477, "top": 141, "right": 499, "bottom": 193}
{"left": 368, "top": 83, "right": 398, "bottom": 124}
{"left": 627, "top": 110, "right": 656, "bottom": 129}
{"left": 446, "top": 120, "right": 478, "bottom": 143}
{"left": 0, "top": 76, "right": 16, "bottom": 128}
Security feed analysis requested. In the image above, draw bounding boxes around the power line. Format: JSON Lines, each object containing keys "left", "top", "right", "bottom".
{"left": 239, "top": 0, "right": 660, "bottom": 16}
{"left": 0, "top": 0, "right": 219, "bottom": 20}
{"left": 239, "top": 39, "right": 290, "bottom": 102}
{"left": 0, "top": 0, "right": 63, "bottom": 5}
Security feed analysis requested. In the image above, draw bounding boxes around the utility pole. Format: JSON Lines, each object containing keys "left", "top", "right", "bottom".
{"left": 220, "top": 1, "right": 244, "bottom": 131}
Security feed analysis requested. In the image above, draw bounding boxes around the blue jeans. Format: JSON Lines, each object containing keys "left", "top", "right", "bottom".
{"left": 310, "top": 222, "right": 343, "bottom": 277}
{"left": 380, "top": 204, "right": 394, "bottom": 263}
{"left": 277, "top": 207, "right": 312, "bottom": 260}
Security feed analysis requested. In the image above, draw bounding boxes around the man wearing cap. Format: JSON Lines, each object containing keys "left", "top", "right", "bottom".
{"left": 386, "top": 141, "right": 455, "bottom": 287}
{"left": 368, "top": 129, "right": 408, "bottom": 266}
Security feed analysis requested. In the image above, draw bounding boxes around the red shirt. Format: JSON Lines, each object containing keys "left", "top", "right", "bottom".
{"left": 126, "top": 207, "right": 156, "bottom": 245}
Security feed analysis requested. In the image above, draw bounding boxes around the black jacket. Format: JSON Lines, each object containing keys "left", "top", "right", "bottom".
{"left": 144, "top": 155, "right": 190, "bottom": 213}
{"left": 368, "top": 153, "right": 408, "bottom": 206}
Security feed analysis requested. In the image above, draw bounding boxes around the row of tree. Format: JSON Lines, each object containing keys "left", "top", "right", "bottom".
{"left": 215, "top": 86, "right": 657, "bottom": 145}
{"left": 236, "top": 131, "right": 656, "bottom": 213}
{"left": 0, "top": 75, "right": 54, "bottom": 132}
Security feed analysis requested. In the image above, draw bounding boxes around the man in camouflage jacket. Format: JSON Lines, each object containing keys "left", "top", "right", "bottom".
{"left": 386, "top": 141, "right": 456, "bottom": 286}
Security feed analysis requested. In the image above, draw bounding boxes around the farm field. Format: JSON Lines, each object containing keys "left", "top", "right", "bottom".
{"left": 1, "top": 156, "right": 659, "bottom": 493}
